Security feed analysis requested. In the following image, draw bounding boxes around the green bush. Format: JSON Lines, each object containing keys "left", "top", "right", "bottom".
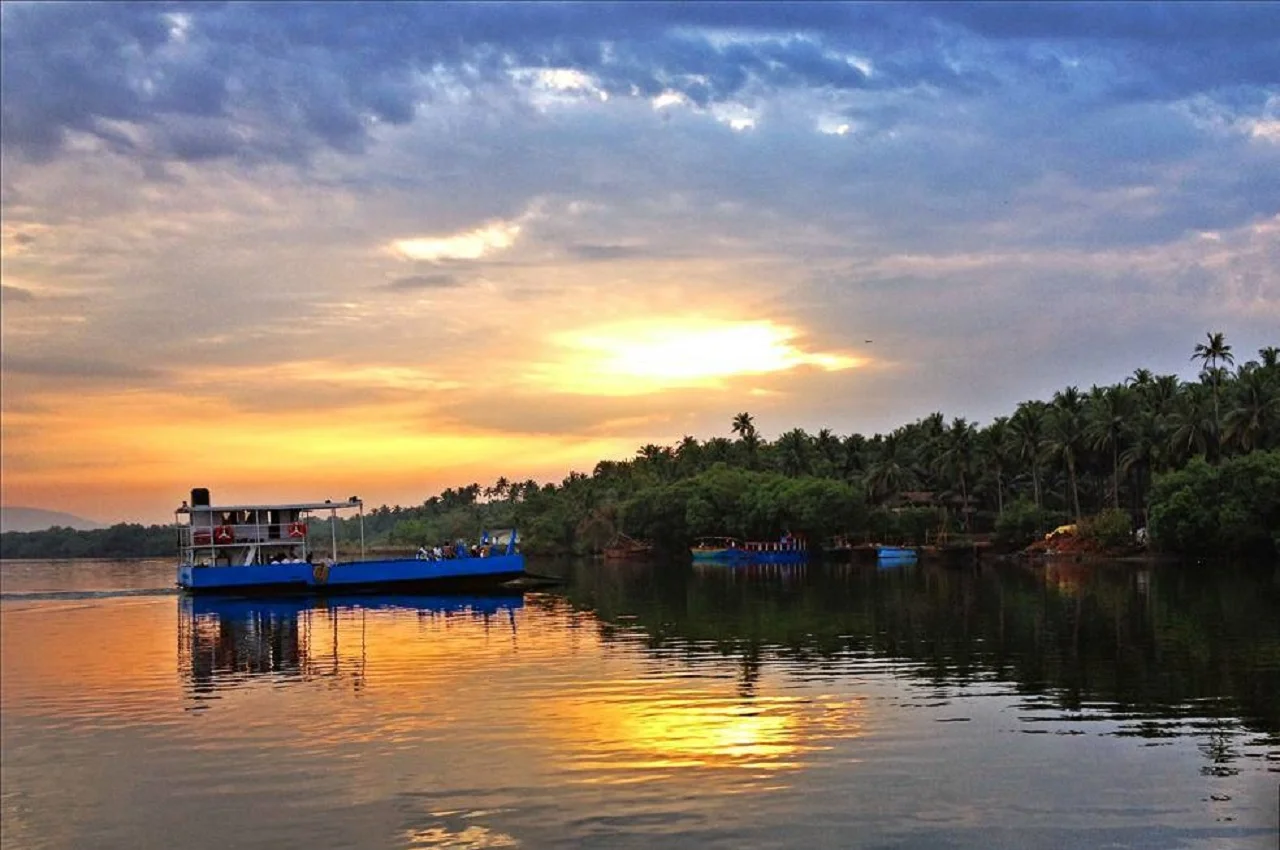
{"left": 1149, "top": 451, "right": 1280, "bottom": 557}
{"left": 1080, "top": 508, "right": 1133, "bottom": 549}
{"left": 994, "top": 499, "right": 1064, "bottom": 550}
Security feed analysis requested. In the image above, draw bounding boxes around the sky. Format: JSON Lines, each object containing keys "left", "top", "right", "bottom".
{"left": 1, "top": 2, "right": 1278, "bottom": 524}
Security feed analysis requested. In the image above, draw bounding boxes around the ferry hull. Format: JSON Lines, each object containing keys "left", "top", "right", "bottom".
{"left": 177, "top": 554, "right": 526, "bottom": 595}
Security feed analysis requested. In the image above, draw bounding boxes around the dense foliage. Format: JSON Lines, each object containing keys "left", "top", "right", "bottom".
{"left": 3, "top": 334, "right": 1277, "bottom": 560}
{"left": 1148, "top": 451, "right": 1280, "bottom": 557}
{"left": 0, "top": 523, "right": 176, "bottom": 559}
{"left": 324, "top": 335, "right": 1280, "bottom": 559}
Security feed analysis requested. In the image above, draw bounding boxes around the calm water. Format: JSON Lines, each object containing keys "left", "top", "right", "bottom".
{"left": 2, "top": 557, "right": 1277, "bottom": 849}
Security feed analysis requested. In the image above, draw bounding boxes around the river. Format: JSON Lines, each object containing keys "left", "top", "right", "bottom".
{"left": 1, "top": 557, "right": 1277, "bottom": 848}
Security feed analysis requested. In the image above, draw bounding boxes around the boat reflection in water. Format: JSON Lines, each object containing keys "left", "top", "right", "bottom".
{"left": 177, "top": 594, "right": 523, "bottom": 699}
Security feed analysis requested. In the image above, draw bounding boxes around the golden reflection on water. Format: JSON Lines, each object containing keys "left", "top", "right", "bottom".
{"left": 404, "top": 824, "right": 520, "bottom": 848}
{"left": 175, "top": 596, "right": 864, "bottom": 783}
{"left": 542, "top": 691, "right": 855, "bottom": 777}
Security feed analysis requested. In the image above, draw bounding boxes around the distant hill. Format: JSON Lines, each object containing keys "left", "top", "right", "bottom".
{"left": 0, "top": 506, "right": 105, "bottom": 533}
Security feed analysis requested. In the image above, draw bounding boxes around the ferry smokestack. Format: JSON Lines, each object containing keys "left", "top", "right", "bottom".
{"left": 191, "top": 488, "right": 210, "bottom": 507}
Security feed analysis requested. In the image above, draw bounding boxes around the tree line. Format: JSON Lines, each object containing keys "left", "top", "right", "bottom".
{"left": 328, "top": 332, "right": 1280, "bottom": 559}
{"left": 3, "top": 333, "right": 1277, "bottom": 560}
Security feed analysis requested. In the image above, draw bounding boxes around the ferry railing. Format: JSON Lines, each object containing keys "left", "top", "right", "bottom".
{"left": 186, "top": 522, "right": 310, "bottom": 547}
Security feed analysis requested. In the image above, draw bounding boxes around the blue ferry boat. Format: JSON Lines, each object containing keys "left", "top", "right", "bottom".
{"left": 690, "top": 535, "right": 808, "bottom": 566}
{"left": 175, "top": 488, "right": 525, "bottom": 594}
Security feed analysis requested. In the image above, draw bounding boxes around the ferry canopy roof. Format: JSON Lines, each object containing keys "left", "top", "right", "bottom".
{"left": 177, "top": 497, "right": 362, "bottom": 514}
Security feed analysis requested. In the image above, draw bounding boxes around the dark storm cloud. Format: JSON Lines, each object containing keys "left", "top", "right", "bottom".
{"left": 4, "top": 2, "right": 1276, "bottom": 166}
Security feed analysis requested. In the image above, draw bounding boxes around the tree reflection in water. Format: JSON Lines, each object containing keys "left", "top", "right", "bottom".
{"left": 551, "top": 558, "right": 1280, "bottom": 772}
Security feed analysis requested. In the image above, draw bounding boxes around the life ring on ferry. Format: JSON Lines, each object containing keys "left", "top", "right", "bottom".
{"left": 312, "top": 561, "right": 330, "bottom": 584}
{"left": 287, "top": 521, "right": 307, "bottom": 539}
{"left": 213, "top": 525, "right": 235, "bottom": 544}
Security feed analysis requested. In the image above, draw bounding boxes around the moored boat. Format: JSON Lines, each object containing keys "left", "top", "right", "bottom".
{"left": 175, "top": 488, "right": 525, "bottom": 594}
{"left": 876, "top": 545, "right": 918, "bottom": 566}
{"left": 690, "top": 535, "right": 808, "bottom": 566}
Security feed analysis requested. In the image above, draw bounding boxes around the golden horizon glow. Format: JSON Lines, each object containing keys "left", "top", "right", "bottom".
{"left": 0, "top": 383, "right": 641, "bottom": 522}
{"left": 536, "top": 318, "right": 862, "bottom": 395}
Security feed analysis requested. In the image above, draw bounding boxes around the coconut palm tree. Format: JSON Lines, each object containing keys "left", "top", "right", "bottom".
{"left": 841, "top": 433, "right": 869, "bottom": 482}
{"left": 1043, "top": 388, "right": 1086, "bottom": 522}
{"left": 979, "top": 416, "right": 1013, "bottom": 517}
{"left": 1126, "top": 368, "right": 1154, "bottom": 389}
{"left": 935, "top": 417, "right": 976, "bottom": 529}
{"left": 775, "top": 428, "right": 812, "bottom": 477}
{"left": 674, "top": 435, "right": 702, "bottom": 477}
{"left": 1008, "top": 401, "right": 1049, "bottom": 507}
{"left": 731, "top": 412, "right": 760, "bottom": 467}
{"left": 814, "top": 428, "right": 841, "bottom": 478}
{"left": 1192, "top": 331, "right": 1234, "bottom": 453}
{"left": 1223, "top": 369, "right": 1279, "bottom": 453}
{"left": 1164, "top": 383, "right": 1215, "bottom": 466}
{"left": 1086, "top": 385, "right": 1133, "bottom": 509}
{"left": 866, "top": 433, "right": 916, "bottom": 503}
{"left": 1120, "top": 408, "right": 1162, "bottom": 526}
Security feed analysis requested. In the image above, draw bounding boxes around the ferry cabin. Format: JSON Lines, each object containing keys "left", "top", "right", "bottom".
{"left": 177, "top": 489, "right": 364, "bottom": 568}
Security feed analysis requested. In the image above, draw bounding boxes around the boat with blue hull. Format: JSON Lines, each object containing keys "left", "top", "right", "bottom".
{"left": 876, "top": 546, "right": 919, "bottom": 566}
{"left": 175, "top": 488, "right": 525, "bottom": 594}
{"left": 690, "top": 535, "right": 808, "bottom": 566}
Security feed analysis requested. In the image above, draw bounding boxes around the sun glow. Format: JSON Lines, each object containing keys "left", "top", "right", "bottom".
{"left": 537, "top": 319, "right": 860, "bottom": 394}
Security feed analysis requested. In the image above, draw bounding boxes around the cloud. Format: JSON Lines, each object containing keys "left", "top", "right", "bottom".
{"left": 4, "top": 3, "right": 1277, "bottom": 169}
{"left": 390, "top": 219, "right": 523, "bottom": 262}
{"left": 565, "top": 243, "right": 649, "bottom": 261}
{"left": 385, "top": 273, "right": 465, "bottom": 291}
{"left": 1, "top": 352, "right": 162, "bottom": 382}
{"left": 0, "top": 284, "right": 35, "bottom": 303}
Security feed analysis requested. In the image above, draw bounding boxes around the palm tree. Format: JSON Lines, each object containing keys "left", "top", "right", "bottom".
{"left": 675, "top": 435, "right": 702, "bottom": 477}
{"left": 1223, "top": 369, "right": 1279, "bottom": 453}
{"left": 814, "top": 428, "right": 841, "bottom": 478}
{"left": 731, "top": 412, "right": 760, "bottom": 468}
{"left": 1164, "top": 383, "right": 1215, "bottom": 466}
{"left": 1008, "top": 401, "right": 1049, "bottom": 507}
{"left": 1044, "top": 388, "right": 1086, "bottom": 522}
{"left": 1126, "top": 368, "right": 1154, "bottom": 390}
{"left": 1086, "top": 385, "right": 1132, "bottom": 509}
{"left": 1192, "top": 331, "right": 1234, "bottom": 454}
{"left": 776, "top": 428, "right": 811, "bottom": 477}
{"left": 1119, "top": 408, "right": 1161, "bottom": 526}
{"left": 935, "top": 417, "right": 976, "bottom": 529}
{"left": 980, "top": 416, "right": 1012, "bottom": 517}
{"left": 866, "top": 434, "right": 915, "bottom": 503}
{"left": 841, "top": 433, "right": 868, "bottom": 483}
